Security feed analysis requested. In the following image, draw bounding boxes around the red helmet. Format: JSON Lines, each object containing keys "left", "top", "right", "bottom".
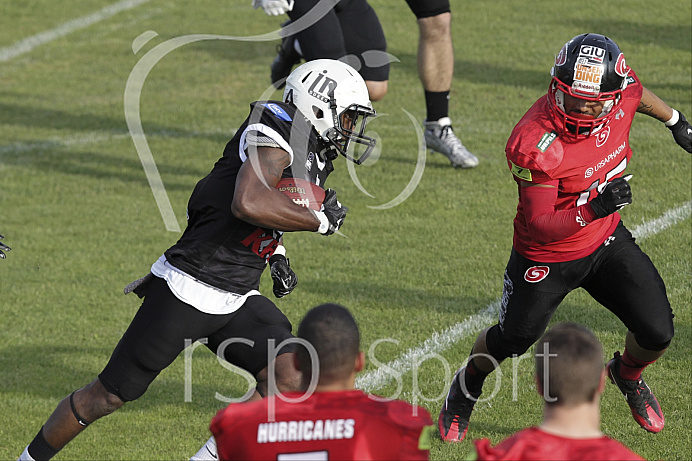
{"left": 548, "top": 34, "right": 629, "bottom": 139}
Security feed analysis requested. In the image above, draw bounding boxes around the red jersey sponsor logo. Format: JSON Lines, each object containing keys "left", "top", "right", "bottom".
{"left": 586, "top": 141, "right": 626, "bottom": 178}
{"left": 524, "top": 266, "right": 550, "bottom": 283}
{"left": 595, "top": 126, "right": 610, "bottom": 147}
{"left": 536, "top": 131, "right": 558, "bottom": 152}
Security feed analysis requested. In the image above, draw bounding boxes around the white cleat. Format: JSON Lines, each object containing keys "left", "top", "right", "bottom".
{"left": 424, "top": 117, "right": 479, "bottom": 168}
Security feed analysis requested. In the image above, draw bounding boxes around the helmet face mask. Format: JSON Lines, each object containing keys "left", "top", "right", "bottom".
{"left": 548, "top": 34, "right": 629, "bottom": 139}
{"left": 325, "top": 103, "right": 376, "bottom": 165}
{"left": 549, "top": 77, "right": 621, "bottom": 137}
{"left": 284, "top": 59, "right": 376, "bottom": 164}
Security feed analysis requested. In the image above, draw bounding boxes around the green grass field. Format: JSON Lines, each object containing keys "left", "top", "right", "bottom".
{"left": 1, "top": 1, "right": 690, "bottom": 459}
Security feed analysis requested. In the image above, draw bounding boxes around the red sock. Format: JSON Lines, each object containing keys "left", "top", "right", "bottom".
{"left": 464, "top": 359, "right": 489, "bottom": 394}
{"left": 619, "top": 349, "right": 656, "bottom": 381}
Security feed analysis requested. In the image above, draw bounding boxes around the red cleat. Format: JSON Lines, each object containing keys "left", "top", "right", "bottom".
{"left": 607, "top": 351, "right": 665, "bottom": 433}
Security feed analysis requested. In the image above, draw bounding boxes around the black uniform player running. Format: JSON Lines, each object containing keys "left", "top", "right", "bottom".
{"left": 18, "top": 59, "right": 377, "bottom": 461}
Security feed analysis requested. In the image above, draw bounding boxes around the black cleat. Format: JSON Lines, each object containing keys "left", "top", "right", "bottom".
{"left": 438, "top": 367, "right": 480, "bottom": 442}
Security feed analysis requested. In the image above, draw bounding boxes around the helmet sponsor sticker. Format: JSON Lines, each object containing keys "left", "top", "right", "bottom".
{"left": 525, "top": 266, "right": 550, "bottom": 283}
{"left": 574, "top": 63, "right": 603, "bottom": 85}
{"left": 572, "top": 45, "right": 607, "bottom": 95}
{"left": 579, "top": 45, "right": 605, "bottom": 63}
{"left": 510, "top": 161, "right": 532, "bottom": 181}
{"left": 572, "top": 79, "right": 600, "bottom": 95}
{"left": 572, "top": 63, "right": 603, "bottom": 95}
{"left": 536, "top": 131, "right": 558, "bottom": 152}
{"left": 307, "top": 71, "right": 337, "bottom": 103}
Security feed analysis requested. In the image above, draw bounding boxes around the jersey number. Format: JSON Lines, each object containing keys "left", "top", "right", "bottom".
{"left": 576, "top": 158, "right": 628, "bottom": 206}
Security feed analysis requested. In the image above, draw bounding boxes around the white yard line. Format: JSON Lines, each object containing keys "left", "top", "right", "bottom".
{"left": 356, "top": 302, "right": 500, "bottom": 392}
{"left": 0, "top": 0, "right": 152, "bottom": 62}
{"left": 630, "top": 202, "right": 692, "bottom": 240}
{"left": 356, "top": 201, "right": 692, "bottom": 392}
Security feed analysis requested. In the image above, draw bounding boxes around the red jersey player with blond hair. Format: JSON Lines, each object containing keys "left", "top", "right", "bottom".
{"left": 472, "top": 323, "right": 644, "bottom": 461}
{"left": 211, "top": 303, "right": 433, "bottom": 460}
{"left": 438, "top": 33, "right": 692, "bottom": 443}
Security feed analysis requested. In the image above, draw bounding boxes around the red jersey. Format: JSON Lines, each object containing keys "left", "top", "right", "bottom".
{"left": 506, "top": 71, "right": 643, "bottom": 262}
{"left": 473, "top": 427, "right": 644, "bottom": 461}
{"left": 210, "top": 390, "right": 433, "bottom": 460}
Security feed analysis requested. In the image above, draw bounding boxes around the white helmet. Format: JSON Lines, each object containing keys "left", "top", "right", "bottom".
{"left": 283, "top": 59, "right": 376, "bottom": 164}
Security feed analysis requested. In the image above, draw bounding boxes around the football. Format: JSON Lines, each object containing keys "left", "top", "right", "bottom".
{"left": 276, "top": 177, "right": 325, "bottom": 211}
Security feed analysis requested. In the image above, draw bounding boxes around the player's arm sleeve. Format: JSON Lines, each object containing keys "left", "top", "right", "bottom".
{"left": 245, "top": 130, "right": 283, "bottom": 148}
{"left": 240, "top": 123, "right": 294, "bottom": 166}
{"left": 521, "top": 180, "right": 598, "bottom": 244}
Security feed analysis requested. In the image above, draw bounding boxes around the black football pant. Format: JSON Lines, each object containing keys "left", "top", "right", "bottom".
{"left": 486, "top": 222, "right": 674, "bottom": 362}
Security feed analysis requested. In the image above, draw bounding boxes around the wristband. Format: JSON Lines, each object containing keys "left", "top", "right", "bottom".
{"left": 665, "top": 109, "right": 679, "bottom": 127}
{"left": 273, "top": 244, "right": 286, "bottom": 257}
{"left": 313, "top": 211, "right": 330, "bottom": 234}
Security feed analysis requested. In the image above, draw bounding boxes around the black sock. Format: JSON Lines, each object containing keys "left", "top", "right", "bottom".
{"left": 27, "top": 427, "right": 59, "bottom": 461}
{"left": 424, "top": 90, "right": 450, "bottom": 122}
{"left": 464, "top": 359, "right": 490, "bottom": 395}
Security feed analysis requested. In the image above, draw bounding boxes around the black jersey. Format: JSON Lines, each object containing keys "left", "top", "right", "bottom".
{"left": 165, "top": 101, "right": 334, "bottom": 294}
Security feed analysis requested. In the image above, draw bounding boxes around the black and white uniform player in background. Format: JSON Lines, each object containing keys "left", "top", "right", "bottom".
{"left": 0, "top": 233, "right": 10, "bottom": 259}
{"left": 18, "top": 59, "right": 376, "bottom": 461}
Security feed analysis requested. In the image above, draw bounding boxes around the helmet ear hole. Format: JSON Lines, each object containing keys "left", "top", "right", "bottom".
{"left": 312, "top": 106, "right": 324, "bottom": 119}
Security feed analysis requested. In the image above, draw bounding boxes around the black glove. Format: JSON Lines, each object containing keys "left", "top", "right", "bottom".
{"left": 589, "top": 176, "right": 632, "bottom": 219}
{"left": 269, "top": 254, "right": 297, "bottom": 298}
{"left": 318, "top": 188, "right": 348, "bottom": 236}
{"left": 668, "top": 111, "right": 692, "bottom": 153}
{"left": 0, "top": 234, "right": 10, "bottom": 259}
